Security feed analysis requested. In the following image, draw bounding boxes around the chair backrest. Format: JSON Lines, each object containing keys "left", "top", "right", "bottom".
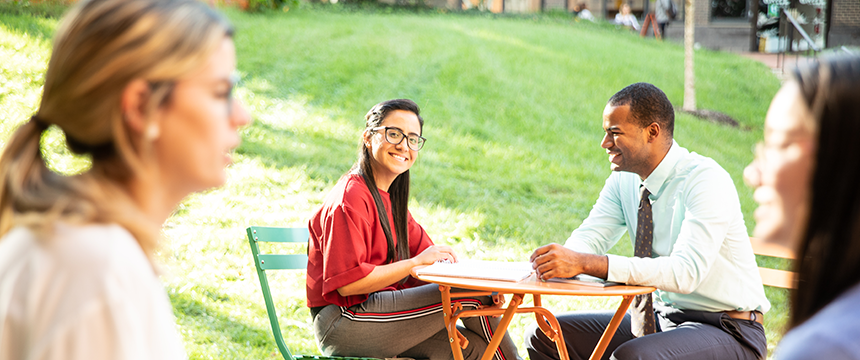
{"left": 246, "top": 226, "right": 310, "bottom": 360}
{"left": 750, "top": 237, "right": 797, "bottom": 289}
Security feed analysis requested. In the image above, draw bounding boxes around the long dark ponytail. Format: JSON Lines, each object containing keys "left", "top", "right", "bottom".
{"left": 350, "top": 99, "right": 423, "bottom": 265}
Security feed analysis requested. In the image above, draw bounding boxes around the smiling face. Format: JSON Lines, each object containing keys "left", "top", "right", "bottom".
{"left": 153, "top": 38, "right": 251, "bottom": 196}
{"left": 745, "top": 82, "right": 816, "bottom": 248}
{"left": 364, "top": 109, "right": 421, "bottom": 192}
{"left": 601, "top": 104, "right": 661, "bottom": 179}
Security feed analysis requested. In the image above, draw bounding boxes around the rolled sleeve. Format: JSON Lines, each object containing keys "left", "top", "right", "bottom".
{"left": 320, "top": 204, "right": 377, "bottom": 306}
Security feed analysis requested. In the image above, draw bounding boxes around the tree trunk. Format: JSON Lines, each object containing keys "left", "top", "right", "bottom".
{"left": 749, "top": 0, "right": 760, "bottom": 52}
{"left": 683, "top": 0, "right": 696, "bottom": 111}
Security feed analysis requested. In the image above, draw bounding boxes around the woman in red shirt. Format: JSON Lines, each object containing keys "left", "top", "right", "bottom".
{"left": 307, "top": 99, "right": 521, "bottom": 360}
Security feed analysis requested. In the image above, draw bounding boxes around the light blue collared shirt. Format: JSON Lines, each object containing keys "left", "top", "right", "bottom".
{"left": 565, "top": 141, "right": 771, "bottom": 313}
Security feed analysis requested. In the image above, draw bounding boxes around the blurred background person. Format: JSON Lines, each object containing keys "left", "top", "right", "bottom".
{"left": 573, "top": 2, "right": 596, "bottom": 22}
{"left": 0, "top": 0, "right": 250, "bottom": 358}
{"left": 615, "top": 3, "right": 640, "bottom": 30}
{"left": 744, "top": 54, "right": 860, "bottom": 360}
{"left": 654, "top": 0, "right": 675, "bottom": 37}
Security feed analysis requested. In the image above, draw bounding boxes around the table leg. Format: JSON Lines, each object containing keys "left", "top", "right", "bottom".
{"left": 439, "top": 285, "right": 467, "bottom": 360}
{"left": 588, "top": 295, "right": 634, "bottom": 360}
{"left": 478, "top": 294, "right": 523, "bottom": 360}
{"left": 534, "top": 307, "right": 570, "bottom": 360}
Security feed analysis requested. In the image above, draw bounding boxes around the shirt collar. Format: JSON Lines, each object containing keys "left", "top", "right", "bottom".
{"left": 641, "top": 140, "right": 683, "bottom": 198}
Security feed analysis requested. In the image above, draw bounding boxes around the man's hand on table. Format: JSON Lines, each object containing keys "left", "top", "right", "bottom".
{"left": 530, "top": 243, "right": 609, "bottom": 281}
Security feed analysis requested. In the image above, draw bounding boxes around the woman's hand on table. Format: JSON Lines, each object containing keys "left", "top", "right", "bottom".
{"left": 337, "top": 245, "right": 457, "bottom": 296}
{"left": 412, "top": 245, "right": 458, "bottom": 266}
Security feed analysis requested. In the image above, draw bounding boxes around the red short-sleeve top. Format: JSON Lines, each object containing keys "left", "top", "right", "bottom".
{"left": 306, "top": 174, "right": 434, "bottom": 308}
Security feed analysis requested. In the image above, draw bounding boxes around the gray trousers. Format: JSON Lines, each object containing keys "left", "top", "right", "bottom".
{"left": 313, "top": 284, "right": 522, "bottom": 360}
{"left": 525, "top": 307, "right": 766, "bottom": 360}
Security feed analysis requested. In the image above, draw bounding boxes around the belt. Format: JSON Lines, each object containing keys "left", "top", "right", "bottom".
{"left": 310, "top": 306, "right": 326, "bottom": 319}
{"left": 724, "top": 310, "right": 764, "bottom": 324}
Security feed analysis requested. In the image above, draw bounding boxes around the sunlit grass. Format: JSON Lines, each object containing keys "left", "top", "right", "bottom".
{"left": 1, "top": 4, "right": 785, "bottom": 359}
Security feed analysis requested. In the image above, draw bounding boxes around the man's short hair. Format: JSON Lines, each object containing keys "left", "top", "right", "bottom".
{"left": 608, "top": 82, "right": 675, "bottom": 137}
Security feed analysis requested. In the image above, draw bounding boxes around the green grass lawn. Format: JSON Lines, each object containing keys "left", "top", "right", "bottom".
{"left": 1, "top": 3, "right": 786, "bottom": 359}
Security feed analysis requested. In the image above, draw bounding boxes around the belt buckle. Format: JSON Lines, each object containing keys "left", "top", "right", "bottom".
{"left": 750, "top": 310, "right": 763, "bottom": 323}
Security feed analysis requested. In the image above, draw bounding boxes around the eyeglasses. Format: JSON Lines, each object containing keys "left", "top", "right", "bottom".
{"left": 370, "top": 126, "right": 426, "bottom": 151}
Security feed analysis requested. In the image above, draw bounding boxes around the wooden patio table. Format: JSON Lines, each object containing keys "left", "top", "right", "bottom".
{"left": 411, "top": 267, "right": 656, "bottom": 360}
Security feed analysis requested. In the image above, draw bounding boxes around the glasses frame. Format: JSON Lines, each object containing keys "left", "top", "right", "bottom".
{"left": 370, "top": 126, "right": 426, "bottom": 151}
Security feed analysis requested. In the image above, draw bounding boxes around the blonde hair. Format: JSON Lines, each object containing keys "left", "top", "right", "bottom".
{"left": 0, "top": 0, "right": 233, "bottom": 260}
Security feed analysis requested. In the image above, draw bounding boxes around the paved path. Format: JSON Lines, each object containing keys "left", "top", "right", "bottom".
{"left": 736, "top": 51, "right": 824, "bottom": 81}
{"left": 736, "top": 52, "right": 800, "bottom": 81}
{"left": 737, "top": 52, "right": 780, "bottom": 70}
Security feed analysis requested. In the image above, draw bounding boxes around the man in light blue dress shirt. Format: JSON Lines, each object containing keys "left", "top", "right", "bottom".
{"left": 526, "top": 83, "right": 771, "bottom": 360}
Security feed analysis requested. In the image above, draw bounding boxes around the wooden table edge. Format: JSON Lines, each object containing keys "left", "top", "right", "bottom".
{"left": 411, "top": 266, "right": 656, "bottom": 296}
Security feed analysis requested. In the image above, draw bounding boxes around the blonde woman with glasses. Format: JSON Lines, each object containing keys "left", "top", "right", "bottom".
{"left": 0, "top": 0, "right": 250, "bottom": 358}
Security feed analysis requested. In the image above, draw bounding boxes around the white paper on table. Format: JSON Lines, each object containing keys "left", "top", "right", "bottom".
{"left": 415, "top": 259, "right": 535, "bottom": 282}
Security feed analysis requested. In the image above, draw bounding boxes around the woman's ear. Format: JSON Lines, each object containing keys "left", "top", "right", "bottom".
{"left": 121, "top": 79, "right": 159, "bottom": 140}
{"left": 362, "top": 129, "right": 373, "bottom": 148}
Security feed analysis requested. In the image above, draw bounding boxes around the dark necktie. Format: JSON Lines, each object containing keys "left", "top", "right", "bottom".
{"left": 631, "top": 187, "right": 656, "bottom": 337}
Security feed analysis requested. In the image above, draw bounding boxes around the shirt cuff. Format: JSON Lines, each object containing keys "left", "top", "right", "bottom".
{"left": 605, "top": 254, "right": 631, "bottom": 283}
{"left": 323, "top": 262, "right": 376, "bottom": 298}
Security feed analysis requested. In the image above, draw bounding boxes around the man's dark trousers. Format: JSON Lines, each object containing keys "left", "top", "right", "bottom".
{"left": 525, "top": 306, "right": 766, "bottom": 360}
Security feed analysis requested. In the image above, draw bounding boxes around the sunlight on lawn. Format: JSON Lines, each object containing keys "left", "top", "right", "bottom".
{"left": 0, "top": 5, "right": 786, "bottom": 359}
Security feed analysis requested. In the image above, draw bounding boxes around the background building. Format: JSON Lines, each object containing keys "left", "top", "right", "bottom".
{"left": 418, "top": 0, "right": 860, "bottom": 51}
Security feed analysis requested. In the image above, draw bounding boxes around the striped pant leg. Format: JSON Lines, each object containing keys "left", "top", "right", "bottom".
{"left": 314, "top": 284, "right": 520, "bottom": 360}
{"left": 457, "top": 305, "right": 521, "bottom": 360}
{"left": 401, "top": 300, "right": 520, "bottom": 360}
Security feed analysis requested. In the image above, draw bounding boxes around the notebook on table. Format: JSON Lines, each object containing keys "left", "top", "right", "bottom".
{"left": 415, "top": 260, "right": 535, "bottom": 282}
{"left": 415, "top": 260, "right": 623, "bottom": 287}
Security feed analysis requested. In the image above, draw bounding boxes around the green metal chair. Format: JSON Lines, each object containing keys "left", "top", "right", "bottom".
{"left": 246, "top": 226, "right": 377, "bottom": 360}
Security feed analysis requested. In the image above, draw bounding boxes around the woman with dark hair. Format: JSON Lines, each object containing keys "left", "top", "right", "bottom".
{"left": 306, "top": 99, "right": 521, "bottom": 360}
{"left": 744, "top": 54, "right": 860, "bottom": 359}
{"left": 0, "top": 0, "right": 249, "bottom": 358}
